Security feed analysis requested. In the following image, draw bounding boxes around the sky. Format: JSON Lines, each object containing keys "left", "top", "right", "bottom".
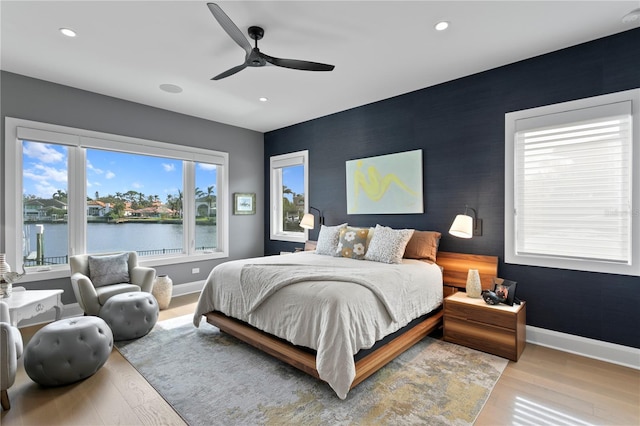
{"left": 282, "top": 164, "right": 304, "bottom": 196}
{"left": 22, "top": 141, "right": 217, "bottom": 202}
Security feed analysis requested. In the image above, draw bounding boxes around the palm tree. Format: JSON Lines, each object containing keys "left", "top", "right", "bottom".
{"left": 166, "top": 193, "right": 183, "bottom": 218}
{"left": 195, "top": 187, "right": 204, "bottom": 199}
{"left": 52, "top": 189, "right": 67, "bottom": 200}
{"left": 177, "top": 190, "right": 183, "bottom": 218}
{"left": 206, "top": 185, "right": 215, "bottom": 216}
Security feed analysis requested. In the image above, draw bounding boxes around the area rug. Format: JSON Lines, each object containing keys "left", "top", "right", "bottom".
{"left": 116, "top": 315, "right": 507, "bottom": 426}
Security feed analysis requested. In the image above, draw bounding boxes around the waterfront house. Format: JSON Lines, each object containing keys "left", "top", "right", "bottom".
{"left": 23, "top": 198, "right": 67, "bottom": 222}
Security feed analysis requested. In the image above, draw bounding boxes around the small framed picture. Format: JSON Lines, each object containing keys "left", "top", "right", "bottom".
{"left": 233, "top": 193, "right": 256, "bottom": 215}
{"left": 493, "top": 278, "right": 517, "bottom": 306}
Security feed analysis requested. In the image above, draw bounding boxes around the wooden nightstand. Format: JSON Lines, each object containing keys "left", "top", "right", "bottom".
{"left": 444, "top": 291, "right": 526, "bottom": 361}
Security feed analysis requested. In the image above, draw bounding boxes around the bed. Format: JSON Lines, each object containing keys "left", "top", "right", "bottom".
{"left": 193, "top": 226, "right": 498, "bottom": 399}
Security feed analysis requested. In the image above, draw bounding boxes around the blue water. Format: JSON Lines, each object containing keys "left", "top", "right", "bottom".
{"left": 23, "top": 222, "right": 217, "bottom": 258}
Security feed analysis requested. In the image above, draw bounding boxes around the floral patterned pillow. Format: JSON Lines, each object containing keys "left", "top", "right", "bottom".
{"left": 364, "top": 225, "right": 415, "bottom": 264}
{"left": 336, "top": 227, "right": 370, "bottom": 259}
{"left": 315, "top": 223, "right": 348, "bottom": 256}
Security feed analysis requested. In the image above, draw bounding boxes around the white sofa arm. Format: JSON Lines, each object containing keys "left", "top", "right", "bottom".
{"left": 0, "top": 300, "right": 10, "bottom": 323}
{"left": 70, "top": 272, "right": 101, "bottom": 316}
{"left": 1, "top": 300, "right": 23, "bottom": 409}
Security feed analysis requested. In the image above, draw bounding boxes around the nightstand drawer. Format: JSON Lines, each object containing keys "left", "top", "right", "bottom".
{"left": 443, "top": 292, "right": 526, "bottom": 361}
{"left": 445, "top": 316, "right": 517, "bottom": 360}
{"left": 444, "top": 302, "right": 514, "bottom": 329}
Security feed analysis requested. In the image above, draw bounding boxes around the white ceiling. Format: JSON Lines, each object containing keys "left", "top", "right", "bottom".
{"left": 2, "top": 1, "right": 639, "bottom": 133}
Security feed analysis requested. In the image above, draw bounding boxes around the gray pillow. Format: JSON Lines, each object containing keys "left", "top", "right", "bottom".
{"left": 88, "top": 252, "right": 130, "bottom": 287}
{"left": 315, "top": 223, "right": 347, "bottom": 256}
{"left": 364, "top": 225, "right": 415, "bottom": 264}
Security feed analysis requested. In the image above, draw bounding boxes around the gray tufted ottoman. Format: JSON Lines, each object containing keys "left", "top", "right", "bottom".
{"left": 24, "top": 316, "right": 113, "bottom": 387}
{"left": 99, "top": 292, "right": 159, "bottom": 341}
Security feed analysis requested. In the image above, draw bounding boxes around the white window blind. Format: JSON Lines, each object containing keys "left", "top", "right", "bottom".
{"left": 514, "top": 102, "right": 632, "bottom": 264}
{"left": 506, "top": 89, "right": 639, "bottom": 276}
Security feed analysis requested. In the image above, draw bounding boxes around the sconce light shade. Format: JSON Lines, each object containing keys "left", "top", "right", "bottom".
{"left": 449, "top": 214, "right": 473, "bottom": 239}
{"left": 300, "top": 206, "right": 324, "bottom": 230}
{"left": 300, "top": 213, "right": 315, "bottom": 230}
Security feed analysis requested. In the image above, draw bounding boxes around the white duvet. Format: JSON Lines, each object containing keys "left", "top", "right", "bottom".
{"left": 193, "top": 251, "right": 443, "bottom": 399}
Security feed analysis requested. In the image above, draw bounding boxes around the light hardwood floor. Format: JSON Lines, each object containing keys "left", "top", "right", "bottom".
{"left": 2, "top": 293, "right": 638, "bottom": 425}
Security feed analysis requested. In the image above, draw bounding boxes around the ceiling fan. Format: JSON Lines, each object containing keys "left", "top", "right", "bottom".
{"left": 207, "top": 2, "right": 335, "bottom": 80}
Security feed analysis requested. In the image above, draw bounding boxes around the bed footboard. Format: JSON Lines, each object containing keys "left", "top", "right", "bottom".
{"left": 205, "top": 309, "right": 443, "bottom": 390}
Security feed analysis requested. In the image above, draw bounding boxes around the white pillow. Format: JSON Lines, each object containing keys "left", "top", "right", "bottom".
{"left": 315, "top": 223, "right": 347, "bottom": 256}
{"left": 364, "top": 225, "right": 414, "bottom": 264}
{"left": 88, "top": 252, "right": 130, "bottom": 287}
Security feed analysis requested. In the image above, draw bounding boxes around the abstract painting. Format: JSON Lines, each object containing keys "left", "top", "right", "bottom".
{"left": 346, "top": 149, "right": 423, "bottom": 214}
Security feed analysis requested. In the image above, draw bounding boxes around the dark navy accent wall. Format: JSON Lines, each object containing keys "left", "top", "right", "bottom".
{"left": 264, "top": 28, "right": 640, "bottom": 349}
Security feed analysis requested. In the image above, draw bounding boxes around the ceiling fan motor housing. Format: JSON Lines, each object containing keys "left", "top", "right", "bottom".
{"left": 248, "top": 26, "right": 264, "bottom": 41}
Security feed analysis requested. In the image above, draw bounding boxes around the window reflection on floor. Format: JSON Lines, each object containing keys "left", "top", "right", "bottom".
{"left": 513, "top": 396, "right": 594, "bottom": 426}
{"left": 156, "top": 314, "right": 195, "bottom": 330}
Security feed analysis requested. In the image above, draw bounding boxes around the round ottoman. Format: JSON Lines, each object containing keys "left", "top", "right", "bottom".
{"left": 24, "top": 316, "right": 113, "bottom": 387}
{"left": 99, "top": 292, "right": 159, "bottom": 341}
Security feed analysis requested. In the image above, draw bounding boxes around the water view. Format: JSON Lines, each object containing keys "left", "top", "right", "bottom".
{"left": 23, "top": 222, "right": 217, "bottom": 262}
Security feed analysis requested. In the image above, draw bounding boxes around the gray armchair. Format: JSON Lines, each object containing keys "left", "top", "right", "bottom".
{"left": 1, "top": 300, "right": 23, "bottom": 410}
{"left": 70, "top": 251, "right": 156, "bottom": 316}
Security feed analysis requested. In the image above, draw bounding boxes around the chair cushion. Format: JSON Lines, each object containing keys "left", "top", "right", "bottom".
{"left": 88, "top": 252, "right": 130, "bottom": 287}
{"left": 96, "top": 283, "right": 141, "bottom": 305}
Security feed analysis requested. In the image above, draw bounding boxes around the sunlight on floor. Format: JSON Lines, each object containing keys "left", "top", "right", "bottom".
{"left": 512, "top": 396, "right": 595, "bottom": 426}
{"left": 156, "top": 314, "right": 197, "bottom": 330}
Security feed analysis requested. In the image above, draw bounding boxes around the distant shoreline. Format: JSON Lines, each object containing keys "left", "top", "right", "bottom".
{"left": 24, "top": 218, "right": 216, "bottom": 225}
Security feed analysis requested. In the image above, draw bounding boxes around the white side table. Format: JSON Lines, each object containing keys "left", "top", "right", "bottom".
{"left": 3, "top": 287, "right": 64, "bottom": 327}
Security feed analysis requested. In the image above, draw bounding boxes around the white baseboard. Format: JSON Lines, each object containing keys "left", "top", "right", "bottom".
{"left": 16, "top": 280, "right": 207, "bottom": 328}
{"left": 171, "top": 280, "right": 206, "bottom": 297}
{"left": 526, "top": 325, "right": 640, "bottom": 370}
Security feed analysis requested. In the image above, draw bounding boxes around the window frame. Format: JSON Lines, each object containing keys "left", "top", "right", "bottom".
{"left": 269, "top": 150, "right": 309, "bottom": 243}
{"left": 4, "top": 117, "right": 229, "bottom": 283}
{"left": 504, "top": 89, "right": 640, "bottom": 276}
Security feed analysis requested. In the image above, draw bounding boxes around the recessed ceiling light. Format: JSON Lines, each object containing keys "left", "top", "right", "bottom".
{"left": 59, "top": 28, "right": 77, "bottom": 37}
{"left": 159, "top": 84, "right": 183, "bottom": 94}
{"left": 259, "top": 97, "right": 268, "bottom": 102}
{"left": 622, "top": 8, "right": 640, "bottom": 24}
{"left": 435, "top": 21, "right": 449, "bottom": 31}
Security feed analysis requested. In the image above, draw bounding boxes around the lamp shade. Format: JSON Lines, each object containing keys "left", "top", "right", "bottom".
{"left": 449, "top": 214, "right": 473, "bottom": 239}
{"left": 300, "top": 213, "right": 314, "bottom": 230}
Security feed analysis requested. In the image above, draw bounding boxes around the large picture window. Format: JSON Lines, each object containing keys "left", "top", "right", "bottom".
{"left": 270, "top": 150, "right": 308, "bottom": 243}
{"left": 505, "top": 89, "right": 639, "bottom": 276}
{"left": 4, "top": 117, "right": 229, "bottom": 281}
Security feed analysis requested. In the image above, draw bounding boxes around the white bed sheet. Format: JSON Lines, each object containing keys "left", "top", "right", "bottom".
{"left": 193, "top": 251, "right": 443, "bottom": 399}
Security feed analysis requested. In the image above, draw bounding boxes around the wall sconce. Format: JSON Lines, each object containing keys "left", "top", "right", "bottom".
{"left": 300, "top": 206, "right": 324, "bottom": 230}
{"left": 449, "top": 205, "right": 482, "bottom": 238}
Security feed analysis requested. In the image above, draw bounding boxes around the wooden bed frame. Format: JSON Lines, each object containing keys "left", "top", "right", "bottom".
{"left": 204, "top": 250, "right": 498, "bottom": 391}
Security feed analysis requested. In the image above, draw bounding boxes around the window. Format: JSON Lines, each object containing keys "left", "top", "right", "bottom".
{"left": 4, "top": 117, "right": 229, "bottom": 281}
{"left": 270, "top": 150, "right": 308, "bottom": 243}
{"left": 505, "top": 89, "right": 639, "bottom": 276}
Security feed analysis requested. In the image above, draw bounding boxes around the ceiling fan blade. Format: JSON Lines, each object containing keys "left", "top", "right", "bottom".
{"left": 261, "top": 53, "right": 335, "bottom": 72}
{"left": 207, "top": 3, "right": 252, "bottom": 56}
{"left": 212, "top": 63, "right": 248, "bottom": 80}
